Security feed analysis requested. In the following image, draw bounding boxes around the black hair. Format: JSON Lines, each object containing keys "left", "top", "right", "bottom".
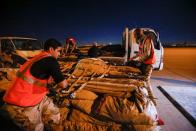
{"left": 44, "top": 38, "right": 62, "bottom": 51}
{"left": 134, "top": 28, "right": 141, "bottom": 38}
{"left": 134, "top": 28, "right": 142, "bottom": 43}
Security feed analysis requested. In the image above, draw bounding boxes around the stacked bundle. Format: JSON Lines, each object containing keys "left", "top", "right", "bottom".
{"left": 0, "top": 58, "right": 161, "bottom": 130}
{"left": 53, "top": 58, "right": 161, "bottom": 131}
{"left": 0, "top": 68, "right": 18, "bottom": 92}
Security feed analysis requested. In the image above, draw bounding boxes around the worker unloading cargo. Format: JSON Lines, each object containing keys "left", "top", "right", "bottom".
{"left": 63, "top": 37, "right": 77, "bottom": 55}
{"left": 127, "top": 28, "right": 157, "bottom": 105}
{"left": 2, "top": 38, "right": 68, "bottom": 131}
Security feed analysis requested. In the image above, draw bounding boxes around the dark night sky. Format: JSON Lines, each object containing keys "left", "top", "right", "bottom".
{"left": 0, "top": 0, "right": 196, "bottom": 45}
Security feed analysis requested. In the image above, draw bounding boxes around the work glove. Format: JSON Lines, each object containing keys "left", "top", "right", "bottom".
{"left": 132, "top": 57, "right": 140, "bottom": 61}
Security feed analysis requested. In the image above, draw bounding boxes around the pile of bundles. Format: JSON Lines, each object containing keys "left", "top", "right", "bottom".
{"left": 0, "top": 52, "right": 25, "bottom": 68}
{"left": 0, "top": 68, "right": 18, "bottom": 92}
{"left": 0, "top": 52, "right": 13, "bottom": 68}
{"left": 0, "top": 58, "right": 162, "bottom": 131}
{"left": 0, "top": 68, "right": 18, "bottom": 107}
{"left": 54, "top": 58, "right": 161, "bottom": 131}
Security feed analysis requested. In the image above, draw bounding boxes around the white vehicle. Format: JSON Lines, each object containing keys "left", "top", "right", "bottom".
{"left": 123, "top": 27, "right": 164, "bottom": 70}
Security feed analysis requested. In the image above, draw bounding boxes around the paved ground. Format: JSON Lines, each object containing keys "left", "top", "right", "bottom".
{"left": 151, "top": 76, "right": 196, "bottom": 131}
{"left": 150, "top": 47, "right": 196, "bottom": 131}
{"left": 160, "top": 85, "right": 196, "bottom": 120}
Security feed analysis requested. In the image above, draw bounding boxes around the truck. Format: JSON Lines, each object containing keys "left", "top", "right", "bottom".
{"left": 0, "top": 37, "right": 43, "bottom": 67}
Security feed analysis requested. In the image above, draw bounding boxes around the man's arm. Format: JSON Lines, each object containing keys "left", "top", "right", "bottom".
{"left": 46, "top": 57, "right": 69, "bottom": 89}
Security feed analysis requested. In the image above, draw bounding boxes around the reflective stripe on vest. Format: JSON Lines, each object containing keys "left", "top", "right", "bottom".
{"left": 16, "top": 71, "right": 47, "bottom": 87}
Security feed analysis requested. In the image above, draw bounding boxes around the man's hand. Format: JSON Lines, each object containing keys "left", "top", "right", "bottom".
{"left": 55, "top": 86, "right": 71, "bottom": 98}
{"left": 132, "top": 57, "right": 140, "bottom": 61}
{"left": 60, "top": 87, "right": 71, "bottom": 94}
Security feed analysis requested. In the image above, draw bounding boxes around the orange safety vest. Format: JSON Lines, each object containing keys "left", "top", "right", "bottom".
{"left": 139, "top": 36, "right": 156, "bottom": 65}
{"left": 3, "top": 52, "right": 52, "bottom": 107}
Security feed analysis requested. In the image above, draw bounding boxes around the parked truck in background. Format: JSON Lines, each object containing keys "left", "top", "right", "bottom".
{"left": 0, "top": 37, "right": 43, "bottom": 67}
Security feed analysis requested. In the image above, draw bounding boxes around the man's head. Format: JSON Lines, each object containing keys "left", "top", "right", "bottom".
{"left": 44, "top": 38, "right": 62, "bottom": 59}
{"left": 134, "top": 28, "right": 144, "bottom": 43}
{"left": 66, "top": 37, "right": 76, "bottom": 45}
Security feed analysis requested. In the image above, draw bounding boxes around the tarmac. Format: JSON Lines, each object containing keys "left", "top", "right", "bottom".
{"left": 151, "top": 72, "right": 196, "bottom": 131}
{"left": 150, "top": 48, "right": 196, "bottom": 131}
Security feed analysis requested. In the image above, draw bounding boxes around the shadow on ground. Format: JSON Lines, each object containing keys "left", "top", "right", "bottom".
{"left": 152, "top": 77, "right": 196, "bottom": 86}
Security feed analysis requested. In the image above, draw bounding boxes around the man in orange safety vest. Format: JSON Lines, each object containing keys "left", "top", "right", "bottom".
{"left": 127, "top": 28, "right": 157, "bottom": 105}
{"left": 2, "top": 38, "right": 68, "bottom": 131}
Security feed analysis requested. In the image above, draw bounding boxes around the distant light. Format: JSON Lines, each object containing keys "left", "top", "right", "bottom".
{"left": 109, "top": 42, "right": 112, "bottom": 45}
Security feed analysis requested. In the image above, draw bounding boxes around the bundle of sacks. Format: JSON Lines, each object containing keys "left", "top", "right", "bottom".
{"left": 0, "top": 68, "right": 18, "bottom": 92}
{"left": 71, "top": 58, "right": 109, "bottom": 77}
{"left": 50, "top": 58, "right": 161, "bottom": 131}
{"left": 58, "top": 89, "right": 160, "bottom": 131}
{"left": 0, "top": 58, "right": 162, "bottom": 130}
{"left": 70, "top": 58, "right": 141, "bottom": 78}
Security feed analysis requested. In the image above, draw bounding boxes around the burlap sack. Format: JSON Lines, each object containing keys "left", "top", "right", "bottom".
{"left": 97, "top": 96, "right": 154, "bottom": 125}
{"left": 63, "top": 118, "right": 159, "bottom": 131}
{"left": 73, "top": 89, "right": 97, "bottom": 100}
{"left": 134, "top": 125, "right": 161, "bottom": 131}
{"left": 6, "top": 68, "right": 18, "bottom": 81}
{"left": 0, "top": 80, "right": 11, "bottom": 91}
{"left": 69, "top": 95, "right": 155, "bottom": 125}
{"left": 63, "top": 121, "right": 122, "bottom": 131}
{"left": 0, "top": 68, "right": 18, "bottom": 81}
{"left": 91, "top": 78, "right": 145, "bottom": 87}
{"left": 108, "top": 66, "right": 141, "bottom": 75}
{"left": 71, "top": 99, "right": 94, "bottom": 114}
{"left": 71, "top": 58, "right": 108, "bottom": 77}
{"left": 67, "top": 109, "right": 110, "bottom": 125}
